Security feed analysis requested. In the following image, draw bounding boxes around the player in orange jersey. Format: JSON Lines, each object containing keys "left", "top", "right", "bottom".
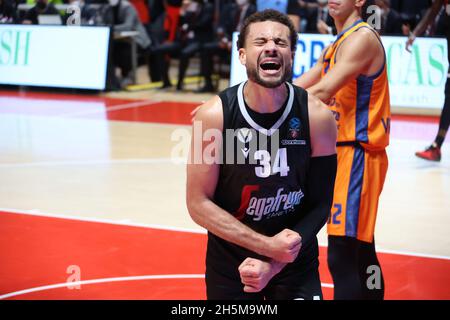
{"left": 294, "top": 0, "right": 390, "bottom": 300}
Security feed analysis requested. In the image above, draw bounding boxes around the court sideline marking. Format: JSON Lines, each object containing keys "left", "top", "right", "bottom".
{"left": 0, "top": 274, "right": 205, "bottom": 300}
{"left": 0, "top": 274, "right": 334, "bottom": 300}
{"left": 60, "top": 99, "right": 162, "bottom": 118}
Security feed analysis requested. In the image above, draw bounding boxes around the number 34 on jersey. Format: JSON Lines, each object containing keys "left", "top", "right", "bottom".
{"left": 254, "top": 148, "right": 290, "bottom": 178}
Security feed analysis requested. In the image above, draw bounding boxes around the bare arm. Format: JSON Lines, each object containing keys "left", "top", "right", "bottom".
{"left": 307, "top": 29, "right": 382, "bottom": 102}
{"left": 406, "top": 0, "right": 445, "bottom": 51}
{"left": 308, "top": 95, "right": 337, "bottom": 156}
{"left": 293, "top": 46, "right": 328, "bottom": 89}
{"left": 413, "top": 0, "right": 444, "bottom": 37}
{"left": 186, "top": 97, "right": 301, "bottom": 263}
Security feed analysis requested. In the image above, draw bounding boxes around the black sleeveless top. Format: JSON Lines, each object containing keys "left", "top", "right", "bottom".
{"left": 207, "top": 81, "right": 316, "bottom": 275}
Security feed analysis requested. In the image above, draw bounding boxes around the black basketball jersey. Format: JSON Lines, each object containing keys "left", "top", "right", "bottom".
{"left": 207, "top": 81, "right": 315, "bottom": 275}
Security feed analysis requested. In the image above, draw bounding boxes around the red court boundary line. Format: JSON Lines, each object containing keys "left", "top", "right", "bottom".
{"left": 0, "top": 90, "right": 441, "bottom": 124}
{"left": 0, "top": 90, "right": 143, "bottom": 104}
{"left": 392, "top": 114, "right": 439, "bottom": 123}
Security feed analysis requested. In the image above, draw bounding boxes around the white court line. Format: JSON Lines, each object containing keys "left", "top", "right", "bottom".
{"left": 0, "top": 104, "right": 193, "bottom": 128}
{"left": 1, "top": 208, "right": 450, "bottom": 261}
{"left": 60, "top": 100, "right": 161, "bottom": 118}
{"left": 0, "top": 275, "right": 333, "bottom": 300}
{"left": 0, "top": 274, "right": 334, "bottom": 300}
{"left": 0, "top": 158, "right": 187, "bottom": 168}
{"left": 367, "top": 248, "right": 450, "bottom": 261}
{"left": 0, "top": 274, "right": 205, "bottom": 300}
{"left": 0, "top": 207, "right": 206, "bottom": 235}
{"left": 317, "top": 241, "right": 450, "bottom": 261}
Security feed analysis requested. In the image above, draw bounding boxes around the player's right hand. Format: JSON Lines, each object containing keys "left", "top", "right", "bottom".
{"left": 238, "top": 258, "right": 273, "bottom": 293}
{"left": 268, "top": 229, "right": 302, "bottom": 263}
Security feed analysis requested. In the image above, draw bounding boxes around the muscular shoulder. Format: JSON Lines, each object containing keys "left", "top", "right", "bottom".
{"left": 193, "top": 95, "right": 224, "bottom": 131}
{"left": 338, "top": 27, "right": 381, "bottom": 59}
{"left": 308, "top": 94, "right": 337, "bottom": 157}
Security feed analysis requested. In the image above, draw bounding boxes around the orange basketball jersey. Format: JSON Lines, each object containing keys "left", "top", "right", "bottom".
{"left": 323, "top": 20, "right": 391, "bottom": 242}
{"left": 322, "top": 20, "right": 391, "bottom": 151}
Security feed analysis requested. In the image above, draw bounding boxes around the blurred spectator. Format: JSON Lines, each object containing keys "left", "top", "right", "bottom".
{"left": 316, "top": 1, "right": 334, "bottom": 34}
{"left": 0, "top": 0, "right": 18, "bottom": 23}
{"left": 389, "top": 0, "right": 431, "bottom": 34}
{"left": 149, "top": 0, "right": 165, "bottom": 22}
{"left": 256, "top": 0, "right": 301, "bottom": 31}
{"left": 25, "top": 0, "right": 64, "bottom": 5}
{"left": 22, "top": 0, "right": 60, "bottom": 24}
{"left": 151, "top": 0, "right": 214, "bottom": 90}
{"left": 393, "top": 0, "right": 430, "bottom": 18}
{"left": 301, "top": 0, "right": 335, "bottom": 34}
{"left": 163, "top": 0, "right": 183, "bottom": 42}
{"left": 197, "top": 0, "right": 256, "bottom": 92}
{"left": 374, "top": 0, "right": 403, "bottom": 35}
{"left": 102, "top": 0, "right": 151, "bottom": 88}
{"left": 433, "top": 4, "right": 448, "bottom": 36}
{"left": 146, "top": 1, "right": 182, "bottom": 82}
{"left": 62, "top": 0, "right": 100, "bottom": 25}
{"left": 129, "top": 0, "right": 149, "bottom": 25}
{"left": 147, "top": 1, "right": 183, "bottom": 45}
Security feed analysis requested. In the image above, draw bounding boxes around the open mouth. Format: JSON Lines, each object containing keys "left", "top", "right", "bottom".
{"left": 259, "top": 61, "right": 282, "bottom": 73}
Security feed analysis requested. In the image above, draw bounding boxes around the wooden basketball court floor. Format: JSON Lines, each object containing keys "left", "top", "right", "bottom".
{"left": 0, "top": 89, "right": 449, "bottom": 300}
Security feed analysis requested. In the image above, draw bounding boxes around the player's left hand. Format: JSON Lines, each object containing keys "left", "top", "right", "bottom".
{"left": 238, "top": 258, "right": 276, "bottom": 293}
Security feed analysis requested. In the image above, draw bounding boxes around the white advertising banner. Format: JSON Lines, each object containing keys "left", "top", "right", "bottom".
{"left": 0, "top": 25, "right": 110, "bottom": 90}
{"left": 230, "top": 32, "right": 448, "bottom": 110}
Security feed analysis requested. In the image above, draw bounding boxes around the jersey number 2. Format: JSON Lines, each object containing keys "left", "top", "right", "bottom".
{"left": 254, "top": 148, "right": 290, "bottom": 178}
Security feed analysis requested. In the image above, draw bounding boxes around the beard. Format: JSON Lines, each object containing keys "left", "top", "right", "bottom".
{"left": 246, "top": 61, "right": 293, "bottom": 89}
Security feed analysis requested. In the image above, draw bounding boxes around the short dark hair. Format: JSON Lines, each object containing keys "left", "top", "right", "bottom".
{"left": 237, "top": 9, "right": 298, "bottom": 52}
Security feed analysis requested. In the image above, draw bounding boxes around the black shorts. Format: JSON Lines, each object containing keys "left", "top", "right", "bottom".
{"left": 205, "top": 242, "right": 323, "bottom": 300}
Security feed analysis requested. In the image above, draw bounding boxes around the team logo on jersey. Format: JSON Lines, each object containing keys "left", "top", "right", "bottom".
{"left": 237, "top": 128, "right": 253, "bottom": 144}
{"left": 235, "top": 185, "right": 304, "bottom": 222}
{"left": 288, "top": 117, "right": 301, "bottom": 139}
{"left": 282, "top": 118, "right": 306, "bottom": 146}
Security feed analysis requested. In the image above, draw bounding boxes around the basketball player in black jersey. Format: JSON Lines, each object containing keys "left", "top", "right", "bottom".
{"left": 186, "top": 10, "right": 337, "bottom": 300}
{"left": 408, "top": 0, "right": 450, "bottom": 162}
